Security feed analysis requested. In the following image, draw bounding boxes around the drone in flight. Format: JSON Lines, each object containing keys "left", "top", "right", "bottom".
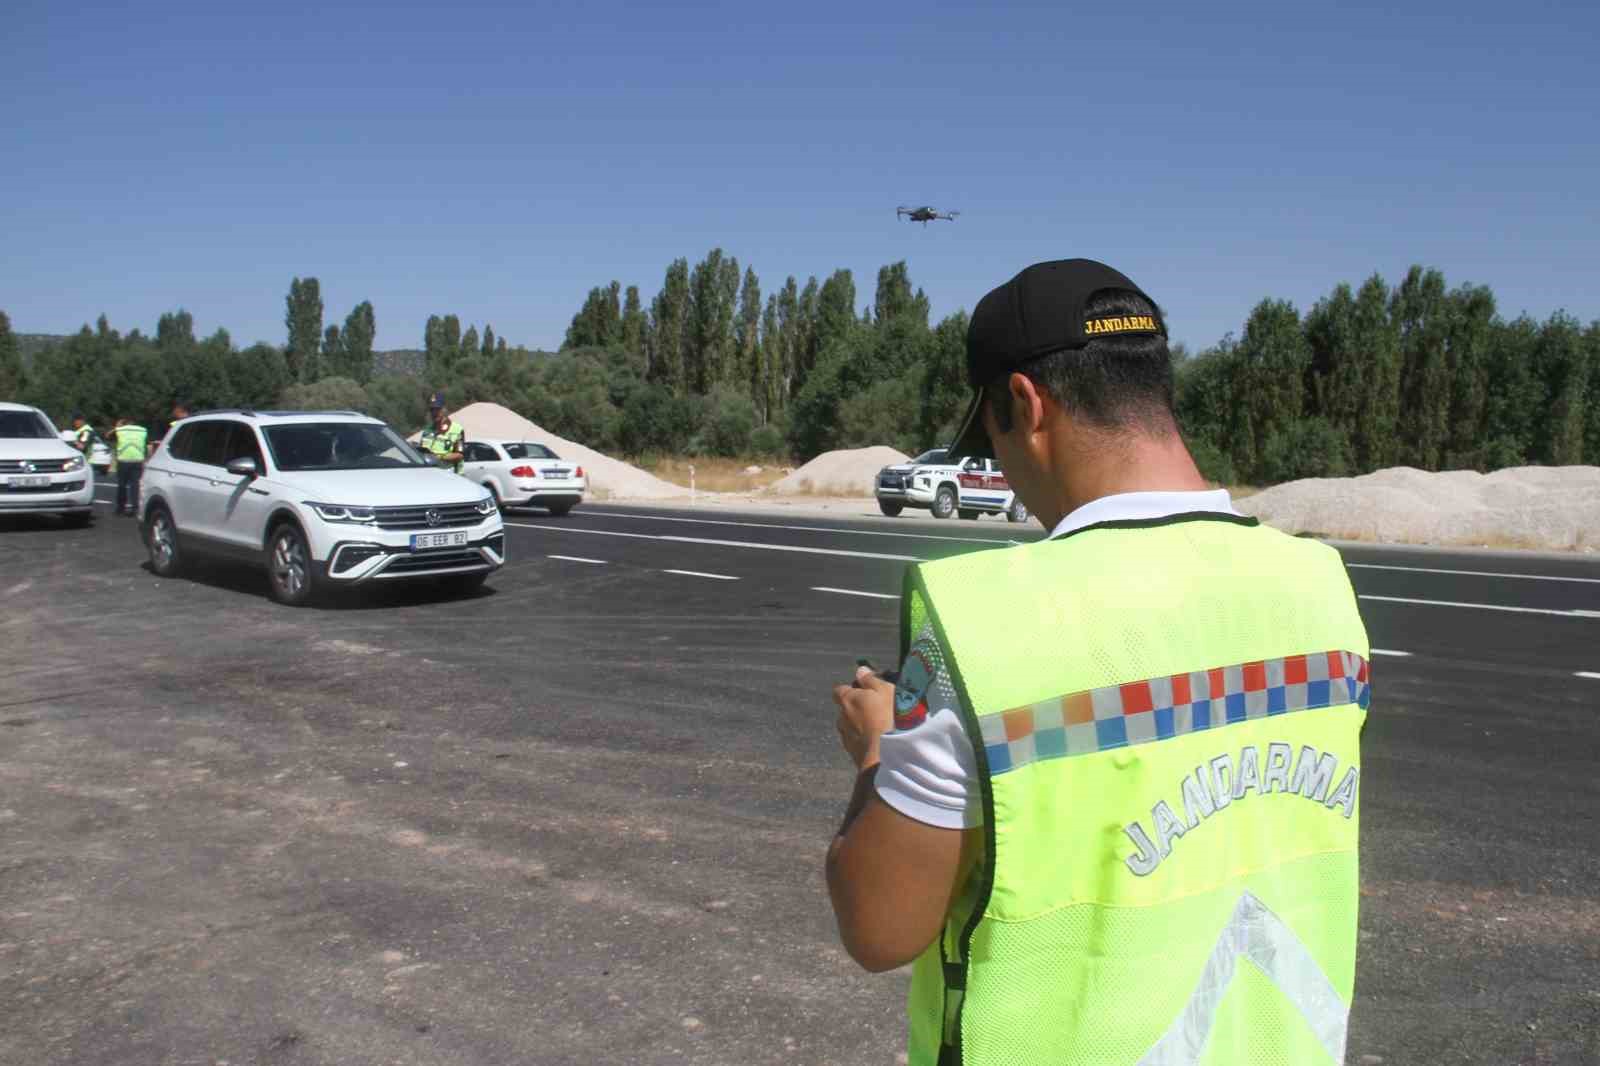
{"left": 897, "top": 205, "right": 959, "bottom": 225}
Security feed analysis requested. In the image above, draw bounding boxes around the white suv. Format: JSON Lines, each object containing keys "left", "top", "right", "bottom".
{"left": 140, "top": 410, "right": 505, "bottom": 605}
{"left": 1, "top": 402, "right": 94, "bottom": 526}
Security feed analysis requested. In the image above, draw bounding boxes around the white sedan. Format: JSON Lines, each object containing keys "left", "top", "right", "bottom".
{"left": 58, "top": 428, "right": 112, "bottom": 472}
{"left": 460, "top": 439, "right": 586, "bottom": 515}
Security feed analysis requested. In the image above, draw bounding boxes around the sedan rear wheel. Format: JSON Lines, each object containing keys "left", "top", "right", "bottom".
{"left": 267, "top": 523, "right": 319, "bottom": 607}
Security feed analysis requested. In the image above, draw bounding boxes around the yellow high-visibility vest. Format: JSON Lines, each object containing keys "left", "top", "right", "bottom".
{"left": 899, "top": 515, "right": 1370, "bottom": 1065}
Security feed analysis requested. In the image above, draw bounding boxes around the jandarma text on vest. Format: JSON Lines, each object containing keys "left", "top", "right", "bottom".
{"left": 1123, "top": 741, "right": 1358, "bottom": 877}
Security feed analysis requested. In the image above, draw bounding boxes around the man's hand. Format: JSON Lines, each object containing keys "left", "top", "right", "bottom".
{"left": 833, "top": 666, "right": 894, "bottom": 770}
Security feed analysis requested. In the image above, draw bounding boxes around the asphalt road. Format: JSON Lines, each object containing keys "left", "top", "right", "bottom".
{"left": 2, "top": 485, "right": 1596, "bottom": 1065}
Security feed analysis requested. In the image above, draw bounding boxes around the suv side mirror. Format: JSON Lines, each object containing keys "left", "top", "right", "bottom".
{"left": 226, "top": 457, "right": 259, "bottom": 478}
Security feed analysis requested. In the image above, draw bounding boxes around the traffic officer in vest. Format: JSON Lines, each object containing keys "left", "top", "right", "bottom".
{"left": 419, "top": 392, "right": 465, "bottom": 473}
{"left": 826, "top": 259, "right": 1371, "bottom": 1066}
{"left": 108, "top": 416, "right": 149, "bottom": 516}
{"left": 70, "top": 412, "right": 94, "bottom": 455}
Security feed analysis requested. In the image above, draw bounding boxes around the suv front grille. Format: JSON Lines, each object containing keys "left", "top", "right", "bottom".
{"left": 0, "top": 459, "right": 74, "bottom": 474}
{"left": 371, "top": 502, "right": 484, "bottom": 530}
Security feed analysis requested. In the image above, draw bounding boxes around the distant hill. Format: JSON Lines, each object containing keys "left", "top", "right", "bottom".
{"left": 17, "top": 334, "right": 70, "bottom": 366}
{"left": 372, "top": 349, "right": 425, "bottom": 376}
{"left": 18, "top": 336, "right": 550, "bottom": 379}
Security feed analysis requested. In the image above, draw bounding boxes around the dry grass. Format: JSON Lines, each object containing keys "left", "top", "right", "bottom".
{"left": 634, "top": 456, "right": 791, "bottom": 494}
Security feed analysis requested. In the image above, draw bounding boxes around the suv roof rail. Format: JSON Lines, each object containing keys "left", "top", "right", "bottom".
{"left": 189, "top": 407, "right": 257, "bottom": 418}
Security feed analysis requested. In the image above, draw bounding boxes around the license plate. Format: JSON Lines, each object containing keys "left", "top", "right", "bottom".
{"left": 6, "top": 476, "right": 49, "bottom": 488}
{"left": 545, "top": 470, "right": 569, "bottom": 479}
{"left": 410, "top": 530, "right": 468, "bottom": 551}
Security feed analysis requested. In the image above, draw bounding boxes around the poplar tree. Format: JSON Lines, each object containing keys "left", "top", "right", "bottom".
{"left": 736, "top": 267, "right": 762, "bottom": 411}
{"left": 0, "top": 311, "right": 24, "bottom": 397}
{"left": 620, "top": 285, "right": 648, "bottom": 356}
{"left": 284, "top": 277, "right": 323, "bottom": 382}
{"left": 1392, "top": 267, "right": 1451, "bottom": 469}
{"left": 341, "top": 301, "right": 376, "bottom": 384}
{"left": 648, "top": 259, "right": 690, "bottom": 393}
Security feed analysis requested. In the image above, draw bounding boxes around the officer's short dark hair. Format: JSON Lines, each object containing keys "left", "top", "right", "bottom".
{"left": 983, "top": 288, "right": 1175, "bottom": 436}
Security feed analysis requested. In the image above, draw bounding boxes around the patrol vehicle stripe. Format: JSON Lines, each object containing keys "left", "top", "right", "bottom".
{"left": 979, "top": 652, "right": 1370, "bottom": 775}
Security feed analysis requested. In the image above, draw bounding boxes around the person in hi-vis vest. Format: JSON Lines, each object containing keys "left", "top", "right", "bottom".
{"left": 826, "top": 259, "right": 1371, "bottom": 1066}
{"left": 109, "top": 416, "right": 149, "bottom": 516}
{"left": 418, "top": 392, "right": 465, "bottom": 473}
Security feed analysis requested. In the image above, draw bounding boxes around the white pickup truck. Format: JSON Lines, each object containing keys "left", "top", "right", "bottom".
{"left": 874, "top": 449, "right": 1030, "bottom": 523}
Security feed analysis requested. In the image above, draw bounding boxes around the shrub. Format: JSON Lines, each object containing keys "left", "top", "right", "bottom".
{"left": 1257, "top": 418, "right": 1351, "bottom": 483}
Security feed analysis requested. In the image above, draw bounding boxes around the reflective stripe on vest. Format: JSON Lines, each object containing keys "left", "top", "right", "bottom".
{"left": 114, "top": 425, "right": 148, "bottom": 461}
{"left": 899, "top": 516, "right": 1370, "bottom": 1066}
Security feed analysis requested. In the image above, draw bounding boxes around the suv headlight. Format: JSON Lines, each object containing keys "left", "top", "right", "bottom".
{"left": 475, "top": 496, "right": 497, "bottom": 516}
{"left": 63, "top": 455, "right": 86, "bottom": 472}
{"left": 306, "top": 502, "right": 376, "bottom": 523}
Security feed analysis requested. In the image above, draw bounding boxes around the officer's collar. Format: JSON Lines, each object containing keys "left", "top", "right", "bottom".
{"left": 1047, "top": 489, "right": 1240, "bottom": 540}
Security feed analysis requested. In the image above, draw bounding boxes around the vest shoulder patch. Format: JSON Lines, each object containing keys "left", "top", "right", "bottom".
{"left": 893, "top": 639, "right": 938, "bottom": 731}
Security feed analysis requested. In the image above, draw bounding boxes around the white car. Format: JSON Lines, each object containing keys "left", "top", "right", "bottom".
{"left": 1, "top": 402, "right": 94, "bottom": 526}
{"left": 58, "top": 428, "right": 112, "bottom": 472}
{"left": 460, "top": 439, "right": 586, "bottom": 515}
{"left": 140, "top": 409, "right": 505, "bottom": 605}
{"left": 875, "top": 449, "right": 1029, "bottom": 523}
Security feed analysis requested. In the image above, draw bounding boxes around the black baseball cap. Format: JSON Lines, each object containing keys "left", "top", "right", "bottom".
{"left": 948, "top": 258, "right": 1164, "bottom": 460}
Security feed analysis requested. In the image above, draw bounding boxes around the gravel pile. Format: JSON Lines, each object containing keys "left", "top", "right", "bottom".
{"left": 1238, "top": 465, "right": 1600, "bottom": 552}
{"left": 765, "top": 446, "right": 908, "bottom": 496}
{"left": 434, "top": 403, "right": 685, "bottom": 500}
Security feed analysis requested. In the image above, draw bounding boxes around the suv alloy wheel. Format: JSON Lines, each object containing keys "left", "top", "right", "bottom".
{"left": 267, "top": 522, "right": 320, "bottom": 606}
{"left": 145, "top": 506, "right": 183, "bottom": 576}
{"left": 1007, "top": 498, "right": 1030, "bottom": 524}
{"left": 932, "top": 485, "right": 958, "bottom": 519}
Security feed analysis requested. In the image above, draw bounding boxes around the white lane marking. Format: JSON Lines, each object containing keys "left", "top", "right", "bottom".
{"left": 1371, "top": 649, "right": 1412, "bottom": 657}
{"left": 547, "top": 555, "right": 607, "bottom": 564}
{"left": 504, "top": 522, "right": 920, "bottom": 562}
{"left": 571, "top": 509, "right": 1010, "bottom": 545}
{"left": 1349, "top": 563, "right": 1600, "bottom": 585}
{"left": 1359, "top": 594, "right": 1599, "bottom": 618}
{"left": 812, "top": 586, "right": 899, "bottom": 600}
{"left": 1576, "top": 672, "right": 1600, "bottom": 680}
{"left": 662, "top": 569, "right": 738, "bottom": 581}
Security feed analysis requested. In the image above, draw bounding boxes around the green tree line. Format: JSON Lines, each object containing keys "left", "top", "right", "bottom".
{"left": 5, "top": 262, "right": 1596, "bottom": 479}
{"left": 1175, "top": 266, "right": 1600, "bottom": 483}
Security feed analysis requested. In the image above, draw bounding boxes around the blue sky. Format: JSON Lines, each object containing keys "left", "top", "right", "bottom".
{"left": 4, "top": 0, "right": 1596, "bottom": 353}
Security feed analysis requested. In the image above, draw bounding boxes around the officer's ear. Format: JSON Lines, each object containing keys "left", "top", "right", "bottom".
{"left": 1006, "top": 372, "right": 1048, "bottom": 437}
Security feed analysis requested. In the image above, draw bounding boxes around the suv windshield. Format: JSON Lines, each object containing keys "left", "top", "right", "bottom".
{"left": 0, "top": 410, "right": 57, "bottom": 439}
{"left": 504, "top": 442, "right": 557, "bottom": 460}
{"left": 914, "top": 449, "right": 948, "bottom": 464}
{"left": 262, "top": 423, "right": 423, "bottom": 472}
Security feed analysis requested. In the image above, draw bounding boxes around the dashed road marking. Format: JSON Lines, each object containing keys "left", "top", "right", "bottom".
{"left": 504, "top": 522, "right": 919, "bottom": 562}
{"left": 573, "top": 509, "right": 1010, "bottom": 545}
{"left": 1371, "top": 649, "right": 1412, "bottom": 657}
{"left": 547, "top": 555, "right": 607, "bottom": 564}
{"left": 1359, "top": 595, "right": 1600, "bottom": 618}
{"left": 1576, "top": 672, "right": 1600, "bottom": 681}
{"left": 812, "top": 587, "right": 898, "bottom": 600}
{"left": 1349, "top": 562, "right": 1600, "bottom": 585}
{"left": 662, "top": 569, "right": 738, "bottom": 581}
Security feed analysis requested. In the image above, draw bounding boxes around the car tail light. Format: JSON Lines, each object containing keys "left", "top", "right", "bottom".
{"left": 575, "top": 466, "right": 584, "bottom": 478}
{"left": 510, "top": 465, "right": 536, "bottom": 477}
